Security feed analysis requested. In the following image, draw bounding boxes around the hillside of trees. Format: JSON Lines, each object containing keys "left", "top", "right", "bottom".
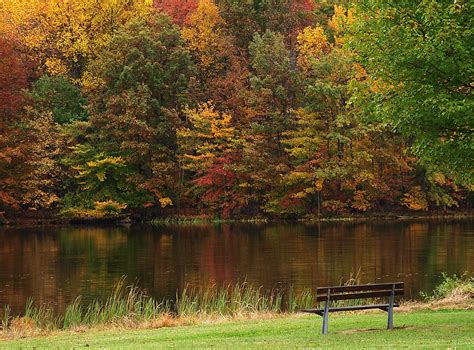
{"left": 0, "top": 0, "right": 472, "bottom": 221}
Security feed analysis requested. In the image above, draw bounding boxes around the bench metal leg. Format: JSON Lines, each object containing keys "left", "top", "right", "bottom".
{"left": 322, "top": 300, "right": 329, "bottom": 334}
{"left": 387, "top": 304, "right": 393, "bottom": 329}
{"left": 387, "top": 284, "right": 395, "bottom": 329}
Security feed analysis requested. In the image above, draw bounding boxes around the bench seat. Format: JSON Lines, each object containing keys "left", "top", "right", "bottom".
{"left": 301, "top": 303, "right": 400, "bottom": 316}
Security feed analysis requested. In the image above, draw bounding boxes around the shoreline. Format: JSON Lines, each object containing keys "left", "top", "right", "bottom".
{"left": 1, "top": 211, "right": 473, "bottom": 227}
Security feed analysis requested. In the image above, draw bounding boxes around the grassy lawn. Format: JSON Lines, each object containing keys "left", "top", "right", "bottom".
{"left": 1, "top": 309, "right": 473, "bottom": 349}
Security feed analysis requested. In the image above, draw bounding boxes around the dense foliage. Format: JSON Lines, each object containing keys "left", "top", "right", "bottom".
{"left": 350, "top": 0, "right": 473, "bottom": 185}
{"left": 0, "top": 0, "right": 471, "bottom": 219}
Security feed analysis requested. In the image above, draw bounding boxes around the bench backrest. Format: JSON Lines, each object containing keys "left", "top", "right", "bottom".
{"left": 316, "top": 282, "right": 404, "bottom": 302}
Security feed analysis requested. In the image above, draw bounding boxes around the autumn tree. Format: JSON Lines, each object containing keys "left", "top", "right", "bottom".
{"left": 0, "top": 35, "right": 32, "bottom": 209}
{"left": 62, "top": 142, "right": 139, "bottom": 217}
{"left": 0, "top": 39, "right": 65, "bottom": 211}
{"left": 13, "top": 76, "right": 88, "bottom": 209}
{"left": 233, "top": 30, "right": 297, "bottom": 214}
{"left": 19, "top": 109, "right": 66, "bottom": 209}
{"left": 247, "top": 30, "right": 295, "bottom": 137}
{"left": 1, "top": 0, "right": 471, "bottom": 218}
{"left": 217, "top": 0, "right": 315, "bottom": 49}
{"left": 279, "top": 46, "right": 361, "bottom": 215}
{"left": 63, "top": 14, "right": 194, "bottom": 216}
{"left": 1, "top": 0, "right": 152, "bottom": 79}
{"left": 0, "top": 36, "right": 30, "bottom": 124}
{"left": 180, "top": 0, "right": 251, "bottom": 125}
{"left": 154, "top": 0, "right": 198, "bottom": 25}
{"left": 274, "top": 12, "right": 417, "bottom": 216}
{"left": 181, "top": 0, "right": 235, "bottom": 104}
{"left": 178, "top": 103, "right": 235, "bottom": 171}
{"left": 297, "top": 26, "right": 330, "bottom": 72}
{"left": 178, "top": 102, "right": 241, "bottom": 215}
{"left": 182, "top": 0, "right": 226, "bottom": 70}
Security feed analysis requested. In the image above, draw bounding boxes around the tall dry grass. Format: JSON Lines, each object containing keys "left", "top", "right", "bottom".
{"left": 0, "top": 279, "right": 315, "bottom": 337}
{"left": 2, "top": 273, "right": 471, "bottom": 338}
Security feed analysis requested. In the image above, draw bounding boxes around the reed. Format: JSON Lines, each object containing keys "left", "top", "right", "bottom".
{"left": 1, "top": 304, "right": 11, "bottom": 330}
{"left": 2, "top": 272, "right": 472, "bottom": 338}
{"left": 63, "top": 297, "right": 82, "bottom": 328}
{"left": 24, "top": 297, "right": 61, "bottom": 331}
{"left": 175, "top": 283, "right": 286, "bottom": 316}
{"left": 77, "top": 278, "right": 171, "bottom": 326}
{"left": 2, "top": 281, "right": 317, "bottom": 334}
{"left": 287, "top": 287, "right": 314, "bottom": 312}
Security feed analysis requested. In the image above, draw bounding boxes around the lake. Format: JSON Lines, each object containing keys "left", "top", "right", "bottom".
{"left": 0, "top": 219, "right": 473, "bottom": 314}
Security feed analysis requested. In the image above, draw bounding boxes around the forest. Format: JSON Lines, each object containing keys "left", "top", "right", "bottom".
{"left": 0, "top": 0, "right": 472, "bottom": 220}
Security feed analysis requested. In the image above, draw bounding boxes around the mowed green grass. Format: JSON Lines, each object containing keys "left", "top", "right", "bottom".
{"left": 1, "top": 310, "right": 473, "bottom": 349}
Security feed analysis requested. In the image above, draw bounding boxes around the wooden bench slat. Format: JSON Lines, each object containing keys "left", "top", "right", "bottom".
{"left": 302, "top": 303, "right": 400, "bottom": 315}
{"left": 316, "top": 289, "right": 404, "bottom": 301}
{"left": 316, "top": 282, "right": 404, "bottom": 295}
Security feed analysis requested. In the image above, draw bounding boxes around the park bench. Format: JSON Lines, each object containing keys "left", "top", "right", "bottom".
{"left": 302, "top": 282, "right": 404, "bottom": 334}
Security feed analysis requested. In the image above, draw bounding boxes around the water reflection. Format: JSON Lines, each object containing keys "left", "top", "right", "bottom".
{"left": 0, "top": 220, "right": 472, "bottom": 314}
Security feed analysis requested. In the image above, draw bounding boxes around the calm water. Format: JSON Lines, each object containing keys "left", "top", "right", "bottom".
{"left": 0, "top": 219, "right": 473, "bottom": 313}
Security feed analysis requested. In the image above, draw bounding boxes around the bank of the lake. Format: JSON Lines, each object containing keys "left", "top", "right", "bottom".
{"left": 1, "top": 309, "right": 473, "bottom": 349}
{"left": 1, "top": 209, "right": 473, "bottom": 226}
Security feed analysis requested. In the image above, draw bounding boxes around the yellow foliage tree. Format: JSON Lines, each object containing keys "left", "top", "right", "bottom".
{"left": 402, "top": 186, "right": 428, "bottom": 211}
{"left": 296, "top": 26, "right": 330, "bottom": 71}
{"left": 181, "top": 0, "right": 227, "bottom": 75}
{"left": 328, "top": 5, "right": 355, "bottom": 46}
{"left": 178, "top": 102, "right": 235, "bottom": 171}
{"left": 0, "top": 0, "right": 151, "bottom": 78}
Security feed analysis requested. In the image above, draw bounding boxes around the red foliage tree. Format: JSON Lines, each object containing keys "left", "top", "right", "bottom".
{"left": 0, "top": 36, "right": 33, "bottom": 209}
{"left": 154, "top": 0, "right": 198, "bottom": 25}
{"left": 194, "top": 153, "right": 246, "bottom": 218}
{"left": 290, "top": 0, "right": 315, "bottom": 13}
{"left": 0, "top": 36, "right": 30, "bottom": 122}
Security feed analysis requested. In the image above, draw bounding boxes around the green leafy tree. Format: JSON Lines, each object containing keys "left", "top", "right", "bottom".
{"left": 62, "top": 143, "right": 142, "bottom": 216}
{"left": 240, "top": 30, "right": 296, "bottom": 213}
{"left": 350, "top": 0, "right": 474, "bottom": 185}
{"left": 30, "top": 76, "right": 87, "bottom": 124}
